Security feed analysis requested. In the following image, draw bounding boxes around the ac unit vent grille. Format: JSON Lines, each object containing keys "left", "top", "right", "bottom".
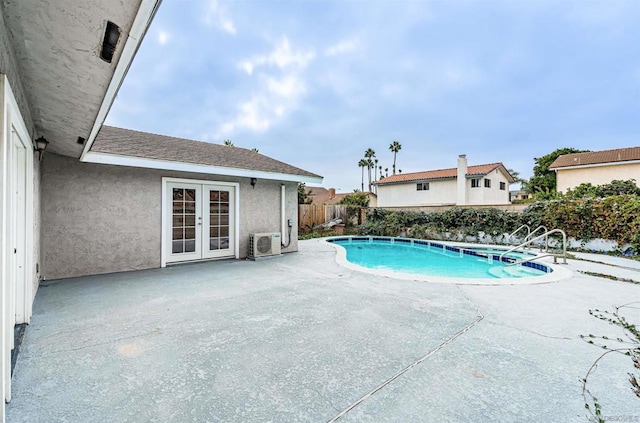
{"left": 256, "top": 236, "right": 272, "bottom": 254}
{"left": 249, "top": 233, "right": 282, "bottom": 259}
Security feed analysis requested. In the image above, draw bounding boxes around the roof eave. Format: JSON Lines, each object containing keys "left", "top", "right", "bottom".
{"left": 80, "top": 0, "right": 163, "bottom": 161}
{"left": 83, "top": 151, "right": 324, "bottom": 183}
{"left": 550, "top": 159, "right": 640, "bottom": 171}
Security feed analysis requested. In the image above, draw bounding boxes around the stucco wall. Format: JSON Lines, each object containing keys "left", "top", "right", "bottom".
{"left": 42, "top": 153, "right": 299, "bottom": 280}
{"left": 556, "top": 162, "right": 640, "bottom": 193}
{"left": 467, "top": 169, "right": 511, "bottom": 205}
{"left": 377, "top": 179, "right": 457, "bottom": 207}
{"left": 0, "top": 7, "right": 34, "bottom": 138}
{"left": 377, "top": 172, "right": 511, "bottom": 207}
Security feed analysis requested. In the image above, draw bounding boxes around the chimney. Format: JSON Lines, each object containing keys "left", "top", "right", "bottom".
{"left": 329, "top": 188, "right": 336, "bottom": 199}
{"left": 457, "top": 154, "right": 467, "bottom": 205}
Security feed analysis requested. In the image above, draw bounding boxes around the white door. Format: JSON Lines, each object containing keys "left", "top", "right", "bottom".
{"left": 3, "top": 78, "right": 35, "bottom": 405}
{"left": 202, "top": 185, "right": 235, "bottom": 259}
{"left": 11, "top": 131, "right": 27, "bottom": 325}
{"left": 165, "top": 182, "right": 236, "bottom": 264}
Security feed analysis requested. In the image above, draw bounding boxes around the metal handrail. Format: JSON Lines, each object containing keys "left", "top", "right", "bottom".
{"left": 499, "top": 229, "right": 567, "bottom": 264}
{"left": 524, "top": 225, "right": 548, "bottom": 252}
{"left": 507, "top": 224, "right": 531, "bottom": 244}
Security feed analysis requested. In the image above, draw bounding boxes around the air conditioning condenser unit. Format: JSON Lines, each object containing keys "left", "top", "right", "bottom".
{"left": 249, "top": 233, "right": 281, "bottom": 259}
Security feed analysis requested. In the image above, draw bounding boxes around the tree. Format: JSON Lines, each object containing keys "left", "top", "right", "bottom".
{"left": 374, "top": 159, "right": 379, "bottom": 182}
{"left": 251, "top": 147, "right": 259, "bottom": 153}
{"left": 389, "top": 140, "right": 402, "bottom": 175}
{"left": 298, "top": 183, "right": 312, "bottom": 204}
{"left": 508, "top": 168, "right": 527, "bottom": 189}
{"left": 358, "top": 159, "right": 368, "bottom": 192}
{"left": 527, "top": 147, "right": 588, "bottom": 194}
{"left": 223, "top": 139, "right": 234, "bottom": 146}
{"left": 337, "top": 192, "right": 370, "bottom": 207}
{"left": 364, "top": 148, "right": 376, "bottom": 192}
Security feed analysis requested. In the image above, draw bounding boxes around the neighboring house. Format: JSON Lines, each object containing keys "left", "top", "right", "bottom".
{"left": 375, "top": 155, "right": 514, "bottom": 207}
{"left": 306, "top": 187, "right": 377, "bottom": 207}
{"left": 548, "top": 146, "right": 640, "bottom": 193}
{"left": 510, "top": 190, "right": 533, "bottom": 202}
{"left": 0, "top": 0, "right": 321, "bottom": 414}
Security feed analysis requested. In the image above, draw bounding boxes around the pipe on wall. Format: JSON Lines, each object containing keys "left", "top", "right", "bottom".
{"left": 281, "top": 184, "right": 286, "bottom": 246}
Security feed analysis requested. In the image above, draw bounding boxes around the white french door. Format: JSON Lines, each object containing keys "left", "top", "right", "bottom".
{"left": 164, "top": 181, "right": 236, "bottom": 264}
{"left": 2, "top": 76, "right": 35, "bottom": 405}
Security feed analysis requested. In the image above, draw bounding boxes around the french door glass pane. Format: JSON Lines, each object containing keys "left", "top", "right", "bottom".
{"left": 172, "top": 186, "right": 197, "bottom": 254}
{"left": 208, "top": 189, "right": 231, "bottom": 251}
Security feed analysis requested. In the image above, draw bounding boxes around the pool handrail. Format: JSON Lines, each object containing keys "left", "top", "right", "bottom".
{"left": 508, "top": 224, "right": 531, "bottom": 245}
{"left": 499, "top": 229, "right": 567, "bottom": 264}
{"left": 524, "top": 225, "right": 549, "bottom": 252}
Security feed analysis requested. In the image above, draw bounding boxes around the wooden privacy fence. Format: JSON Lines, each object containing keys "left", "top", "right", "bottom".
{"left": 298, "top": 204, "right": 348, "bottom": 231}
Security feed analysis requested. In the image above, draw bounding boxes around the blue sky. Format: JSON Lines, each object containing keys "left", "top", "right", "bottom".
{"left": 107, "top": 0, "right": 640, "bottom": 192}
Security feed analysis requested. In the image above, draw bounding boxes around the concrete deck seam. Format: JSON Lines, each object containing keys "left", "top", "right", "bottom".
{"left": 326, "top": 291, "right": 485, "bottom": 422}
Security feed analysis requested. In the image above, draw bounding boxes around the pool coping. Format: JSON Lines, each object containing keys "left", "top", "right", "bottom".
{"left": 324, "top": 236, "right": 574, "bottom": 285}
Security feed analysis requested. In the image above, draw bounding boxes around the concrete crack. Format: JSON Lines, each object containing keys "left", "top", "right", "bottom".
{"left": 485, "top": 321, "right": 572, "bottom": 340}
{"left": 326, "top": 290, "right": 484, "bottom": 422}
{"left": 47, "top": 330, "right": 159, "bottom": 354}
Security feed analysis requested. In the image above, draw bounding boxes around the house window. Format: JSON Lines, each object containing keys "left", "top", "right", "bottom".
{"left": 500, "top": 182, "right": 506, "bottom": 190}
{"left": 416, "top": 182, "right": 429, "bottom": 191}
{"left": 484, "top": 179, "right": 491, "bottom": 188}
{"left": 471, "top": 178, "right": 481, "bottom": 188}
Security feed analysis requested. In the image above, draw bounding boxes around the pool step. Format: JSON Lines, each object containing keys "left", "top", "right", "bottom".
{"left": 489, "top": 265, "right": 544, "bottom": 278}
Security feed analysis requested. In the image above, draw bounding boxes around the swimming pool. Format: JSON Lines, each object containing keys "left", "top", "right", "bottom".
{"left": 326, "top": 236, "right": 561, "bottom": 283}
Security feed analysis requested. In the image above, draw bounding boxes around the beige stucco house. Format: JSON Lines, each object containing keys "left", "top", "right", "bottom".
{"left": 549, "top": 146, "right": 640, "bottom": 193}
{"left": 0, "top": 0, "right": 321, "bottom": 416}
{"left": 374, "top": 155, "right": 514, "bottom": 207}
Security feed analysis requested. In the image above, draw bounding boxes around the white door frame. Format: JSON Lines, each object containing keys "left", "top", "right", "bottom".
{"left": 161, "top": 177, "right": 239, "bottom": 267}
{"left": 1, "top": 75, "right": 35, "bottom": 405}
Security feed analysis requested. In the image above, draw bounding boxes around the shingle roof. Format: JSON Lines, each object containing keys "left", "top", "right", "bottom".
{"left": 91, "top": 126, "right": 321, "bottom": 179}
{"left": 375, "top": 163, "right": 511, "bottom": 185}
{"left": 548, "top": 146, "right": 640, "bottom": 169}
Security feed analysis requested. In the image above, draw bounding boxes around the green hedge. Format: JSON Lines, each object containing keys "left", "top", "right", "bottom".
{"left": 358, "top": 195, "right": 640, "bottom": 252}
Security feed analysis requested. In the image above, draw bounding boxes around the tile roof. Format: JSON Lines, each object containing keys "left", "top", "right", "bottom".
{"left": 548, "top": 146, "right": 640, "bottom": 169}
{"left": 375, "top": 163, "right": 510, "bottom": 185}
{"left": 91, "top": 126, "right": 321, "bottom": 179}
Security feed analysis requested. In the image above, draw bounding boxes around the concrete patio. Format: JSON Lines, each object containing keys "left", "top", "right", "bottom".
{"left": 7, "top": 239, "right": 640, "bottom": 422}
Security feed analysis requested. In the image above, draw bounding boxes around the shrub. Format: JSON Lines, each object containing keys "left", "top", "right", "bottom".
{"left": 358, "top": 194, "right": 640, "bottom": 252}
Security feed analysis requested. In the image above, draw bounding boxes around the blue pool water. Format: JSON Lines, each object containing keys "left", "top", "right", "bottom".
{"left": 328, "top": 237, "right": 549, "bottom": 279}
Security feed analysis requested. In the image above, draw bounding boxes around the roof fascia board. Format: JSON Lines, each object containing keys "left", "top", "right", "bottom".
{"left": 83, "top": 151, "right": 324, "bottom": 184}
{"left": 550, "top": 159, "right": 640, "bottom": 171}
{"left": 80, "top": 0, "right": 163, "bottom": 161}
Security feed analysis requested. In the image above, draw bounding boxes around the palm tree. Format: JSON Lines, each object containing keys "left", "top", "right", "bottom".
{"left": 366, "top": 158, "right": 374, "bottom": 192}
{"left": 374, "top": 159, "right": 379, "bottom": 183}
{"left": 389, "top": 141, "right": 402, "bottom": 175}
{"left": 384, "top": 167, "right": 389, "bottom": 178}
{"left": 358, "top": 159, "right": 368, "bottom": 192}
{"left": 364, "top": 148, "right": 376, "bottom": 192}
{"left": 224, "top": 139, "right": 234, "bottom": 146}
{"left": 251, "top": 147, "right": 259, "bottom": 153}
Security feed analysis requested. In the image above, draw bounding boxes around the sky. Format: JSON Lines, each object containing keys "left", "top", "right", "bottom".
{"left": 106, "top": 0, "right": 640, "bottom": 192}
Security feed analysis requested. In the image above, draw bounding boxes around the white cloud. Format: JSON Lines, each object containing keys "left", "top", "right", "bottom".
{"left": 266, "top": 75, "right": 306, "bottom": 98}
{"left": 238, "top": 37, "right": 315, "bottom": 75}
{"left": 157, "top": 30, "right": 170, "bottom": 45}
{"left": 203, "top": 0, "right": 237, "bottom": 35}
{"left": 216, "top": 75, "right": 307, "bottom": 137}
{"left": 325, "top": 38, "right": 359, "bottom": 57}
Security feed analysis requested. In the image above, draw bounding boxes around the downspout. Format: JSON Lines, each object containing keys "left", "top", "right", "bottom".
{"left": 281, "top": 184, "right": 291, "bottom": 248}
